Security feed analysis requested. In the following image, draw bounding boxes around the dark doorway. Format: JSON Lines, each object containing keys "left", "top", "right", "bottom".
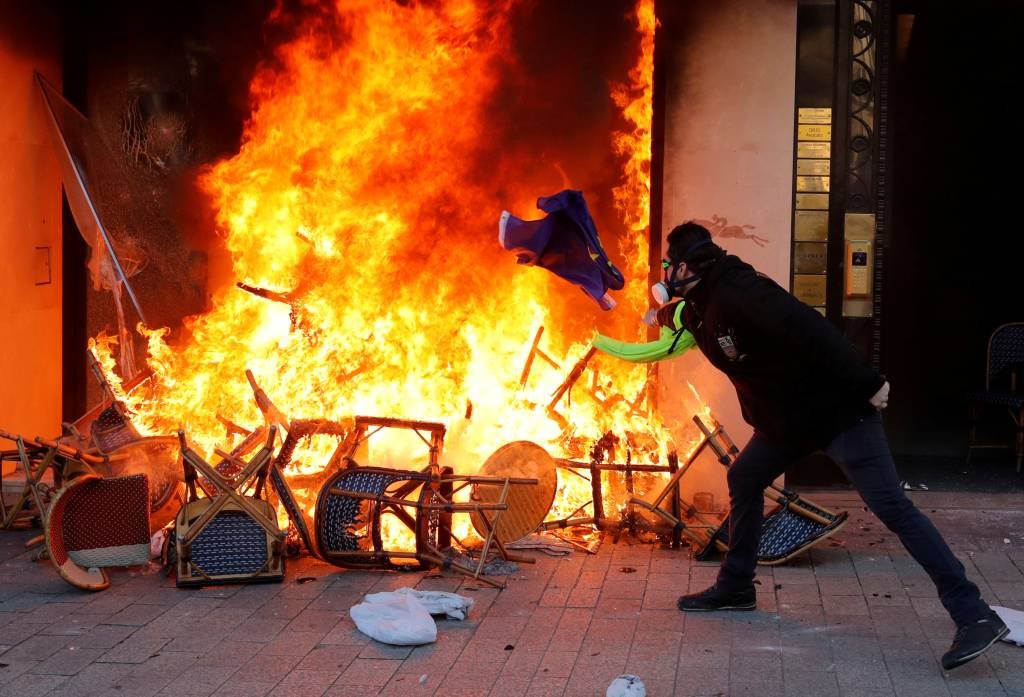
{"left": 882, "top": 1, "right": 1024, "bottom": 491}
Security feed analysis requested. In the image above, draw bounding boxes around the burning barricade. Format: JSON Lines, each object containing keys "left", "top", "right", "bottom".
{"left": 0, "top": 327, "right": 848, "bottom": 594}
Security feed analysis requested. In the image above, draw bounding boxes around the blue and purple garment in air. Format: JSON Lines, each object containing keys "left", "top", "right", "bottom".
{"left": 498, "top": 189, "right": 625, "bottom": 310}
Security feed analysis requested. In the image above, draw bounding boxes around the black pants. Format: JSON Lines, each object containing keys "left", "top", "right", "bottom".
{"left": 716, "top": 412, "right": 990, "bottom": 627}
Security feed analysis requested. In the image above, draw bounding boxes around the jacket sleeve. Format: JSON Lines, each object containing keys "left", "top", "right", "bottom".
{"left": 655, "top": 301, "right": 684, "bottom": 331}
{"left": 731, "top": 281, "right": 885, "bottom": 402}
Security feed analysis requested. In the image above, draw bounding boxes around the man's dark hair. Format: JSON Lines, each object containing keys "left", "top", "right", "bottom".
{"left": 666, "top": 222, "right": 723, "bottom": 271}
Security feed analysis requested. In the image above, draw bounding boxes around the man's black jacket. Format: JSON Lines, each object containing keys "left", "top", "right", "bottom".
{"left": 659, "top": 254, "right": 885, "bottom": 450}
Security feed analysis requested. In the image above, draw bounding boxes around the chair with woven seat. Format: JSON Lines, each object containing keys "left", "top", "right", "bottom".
{"left": 45, "top": 468, "right": 151, "bottom": 591}
{"left": 314, "top": 461, "right": 530, "bottom": 588}
{"left": 967, "top": 322, "right": 1024, "bottom": 472}
{"left": 174, "top": 427, "right": 285, "bottom": 587}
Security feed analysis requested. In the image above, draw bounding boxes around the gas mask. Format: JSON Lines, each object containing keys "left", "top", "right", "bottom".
{"left": 651, "top": 259, "right": 699, "bottom": 305}
{"left": 649, "top": 239, "right": 715, "bottom": 305}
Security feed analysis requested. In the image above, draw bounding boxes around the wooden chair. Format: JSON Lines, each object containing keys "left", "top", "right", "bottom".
{"left": 174, "top": 427, "right": 285, "bottom": 587}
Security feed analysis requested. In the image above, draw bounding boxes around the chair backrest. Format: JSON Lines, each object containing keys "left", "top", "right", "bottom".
{"left": 315, "top": 467, "right": 404, "bottom": 557}
{"left": 61, "top": 474, "right": 151, "bottom": 567}
{"left": 91, "top": 403, "right": 141, "bottom": 453}
{"left": 987, "top": 322, "right": 1024, "bottom": 389}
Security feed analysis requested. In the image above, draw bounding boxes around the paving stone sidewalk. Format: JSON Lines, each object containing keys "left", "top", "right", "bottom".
{"left": 1, "top": 491, "right": 1023, "bottom": 697}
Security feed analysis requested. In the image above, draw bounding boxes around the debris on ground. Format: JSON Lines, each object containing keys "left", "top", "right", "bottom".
{"left": 607, "top": 674, "right": 646, "bottom": 697}
{"left": 442, "top": 548, "right": 519, "bottom": 576}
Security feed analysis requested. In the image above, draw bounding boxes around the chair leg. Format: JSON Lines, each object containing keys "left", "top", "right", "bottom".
{"left": 1017, "top": 408, "right": 1023, "bottom": 474}
{"left": 967, "top": 402, "right": 980, "bottom": 465}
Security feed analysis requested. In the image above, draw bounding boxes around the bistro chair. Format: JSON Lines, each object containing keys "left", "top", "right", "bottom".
{"left": 967, "top": 322, "right": 1024, "bottom": 472}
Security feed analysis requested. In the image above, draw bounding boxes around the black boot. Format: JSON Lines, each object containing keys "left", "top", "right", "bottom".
{"left": 677, "top": 583, "right": 756, "bottom": 612}
{"left": 941, "top": 611, "right": 1009, "bottom": 670}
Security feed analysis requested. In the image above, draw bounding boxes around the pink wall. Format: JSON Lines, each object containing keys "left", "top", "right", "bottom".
{"left": 0, "top": 7, "right": 63, "bottom": 442}
{"left": 657, "top": 0, "right": 796, "bottom": 510}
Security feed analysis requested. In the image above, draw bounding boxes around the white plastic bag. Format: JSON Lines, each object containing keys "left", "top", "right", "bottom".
{"left": 350, "top": 591, "right": 437, "bottom": 645}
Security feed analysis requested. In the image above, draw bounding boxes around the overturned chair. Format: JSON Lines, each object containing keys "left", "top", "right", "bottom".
{"left": 243, "top": 372, "right": 540, "bottom": 589}
{"left": 46, "top": 467, "right": 151, "bottom": 591}
{"left": 268, "top": 413, "right": 540, "bottom": 585}
{"left": 631, "top": 415, "right": 848, "bottom": 565}
{"left": 314, "top": 462, "right": 532, "bottom": 588}
{"left": 174, "top": 427, "right": 285, "bottom": 587}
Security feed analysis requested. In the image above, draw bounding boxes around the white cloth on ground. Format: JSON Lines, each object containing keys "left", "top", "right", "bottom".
{"left": 363, "top": 587, "right": 475, "bottom": 620}
{"left": 992, "top": 606, "right": 1024, "bottom": 646}
{"left": 350, "top": 587, "right": 475, "bottom": 645}
{"left": 350, "top": 591, "right": 436, "bottom": 645}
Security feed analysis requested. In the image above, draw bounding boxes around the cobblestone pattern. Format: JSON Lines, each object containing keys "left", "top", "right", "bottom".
{"left": 0, "top": 492, "right": 1022, "bottom": 696}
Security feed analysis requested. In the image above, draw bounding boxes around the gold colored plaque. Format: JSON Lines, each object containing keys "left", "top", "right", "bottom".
{"left": 794, "top": 210, "right": 828, "bottom": 241}
{"left": 798, "top": 107, "right": 832, "bottom": 124}
{"left": 797, "top": 159, "right": 830, "bottom": 175}
{"left": 798, "top": 124, "right": 832, "bottom": 141}
{"left": 796, "top": 175, "right": 830, "bottom": 193}
{"left": 797, "top": 142, "right": 831, "bottom": 158}
{"left": 844, "top": 212, "right": 876, "bottom": 240}
{"left": 794, "top": 242, "right": 828, "bottom": 274}
{"left": 796, "top": 193, "right": 829, "bottom": 210}
{"left": 792, "top": 274, "right": 827, "bottom": 306}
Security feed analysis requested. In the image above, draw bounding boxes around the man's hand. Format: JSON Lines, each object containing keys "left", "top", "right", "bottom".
{"left": 643, "top": 309, "right": 659, "bottom": 327}
{"left": 869, "top": 381, "right": 890, "bottom": 410}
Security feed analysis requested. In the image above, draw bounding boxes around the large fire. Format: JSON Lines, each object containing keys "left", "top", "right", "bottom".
{"left": 95, "top": 0, "right": 678, "bottom": 552}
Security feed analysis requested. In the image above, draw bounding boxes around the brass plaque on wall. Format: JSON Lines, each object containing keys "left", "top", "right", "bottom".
{"left": 793, "top": 274, "right": 827, "bottom": 306}
{"left": 794, "top": 242, "right": 828, "bottom": 274}
{"left": 796, "top": 175, "right": 830, "bottom": 193}
{"left": 797, "top": 159, "right": 830, "bottom": 175}
{"left": 796, "top": 193, "right": 829, "bottom": 210}
{"left": 845, "top": 212, "right": 876, "bottom": 239}
{"left": 797, "top": 142, "right": 831, "bottom": 158}
{"left": 794, "top": 210, "right": 828, "bottom": 241}
{"left": 798, "top": 107, "right": 832, "bottom": 124}
{"left": 798, "top": 124, "right": 832, "bottom": 141}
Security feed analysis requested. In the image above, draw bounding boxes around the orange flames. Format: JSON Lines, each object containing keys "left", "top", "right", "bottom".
{"left": 95, "top": 0, "right": 676, "bottom": 550}
{"left": 612, "top": 0, "right": 657, "bottom": 319}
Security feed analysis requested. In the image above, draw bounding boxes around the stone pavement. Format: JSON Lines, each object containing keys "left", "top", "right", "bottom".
{"left": 1, "top": 491, "right": 1023, "bottom": 697}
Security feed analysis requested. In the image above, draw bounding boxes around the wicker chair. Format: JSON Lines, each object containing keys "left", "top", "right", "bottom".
{"left": 314, "top": 462, "right": 528, "bottom": 588}
{"left": 967, "top": 322, "right": 1024, "bottom": 472}
{"left": 45, "top": 470, "right": 151, "bottom": 591}
{"left": 0, "top": 435, "right": 60, "bottom": 530}
{"left": 174, "top": 427, "right": 285, "bottom": 587}
{"left": 633, "top": 415, "right": 848, "bottom": 565}
{"left": 242, "top": 371, "right": 537, "bottom": 587}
